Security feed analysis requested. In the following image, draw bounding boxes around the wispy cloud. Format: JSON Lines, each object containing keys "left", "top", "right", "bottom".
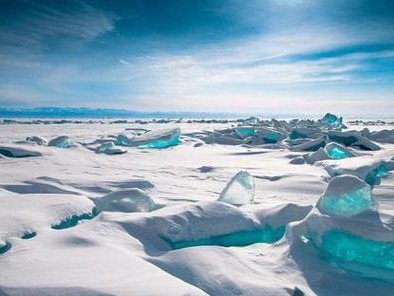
{"left": 0, "top": 0, "right": 117, "bottom": 53}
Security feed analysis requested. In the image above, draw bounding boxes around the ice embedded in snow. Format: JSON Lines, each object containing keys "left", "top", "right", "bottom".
{"left": 116, "top": 134, "right": 133, "bottom": 146}
{"left": 328, "top": 131, "right": 380, "bottom": 151}
{"left": 97, "top": 141, "right": 126, "bottom": 155}
{"left": 321, "top": 113, "right": 343, "bottom": 129}
{"left": 304, "top": 147, "right": 330, "bottom": 164}
{"left": 26, "top": 136, "right": 47, "bottom": 145}
{"left": 48, "top": 136, "right": 73, "bottom": 148}
{"left": 292, "top": 136, "right": 326, "bottom": 152}
{"left": 365, "top": 162, "right": 389, "bottom": 185}
{"left": 0, "top": 241, "right": 11, "bottom": 254}
{"left": 320, "top": 229, "right": 394, "bottom": 272}
{"left": 95, "top": 188, "right": 157, "bottom": 213}
{"left": 324, "top": 142, "right": 355, "bottom": 160}
{"left": 117, "top": 128, "right": 180, "bottom": 148}
{"left": 289, "top": 156, "right": 306, "bottom": 165}
{"left": 137, "top": 127, "right": 180, "bottom": 148}
{"left": 218, "top": 171, "right": 255, "bottom": 205}
{"left": 51, "top": 210, "right": 97, "bottom": 230}
{"left": 316, "top": 175, "right": 376, "bottom": 217}
{"left": 254, "top": 128, "right": 283, "bottom": 144}
{"left": 0, "top": 145, "right": 42, "bottom": 158}
{"left": 324, "top": 157, "right": 390, "bottom": 186}
{"left": 234, "top": 126, "right": 255, "bottom": 138}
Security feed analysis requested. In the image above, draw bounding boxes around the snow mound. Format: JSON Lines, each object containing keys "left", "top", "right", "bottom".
{"left": 316, "top": 175, "right": 376, "bottom": 217}
{"left": 218, "top": 171, "right": 255, "bottom": 205}
{"left": 95, "top": 188, "right": 156, "bottom": 213}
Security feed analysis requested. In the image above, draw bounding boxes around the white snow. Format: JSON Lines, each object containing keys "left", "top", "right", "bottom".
{"left": 0, "top": 118, "right": 393, "bottom": 295}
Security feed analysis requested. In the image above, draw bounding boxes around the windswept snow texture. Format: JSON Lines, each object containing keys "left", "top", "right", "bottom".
{"left": 0, "top": 115, "right": 394, "bottom": 296}
{"left": 218, "top": 171, "right": 255, "bottom": 205}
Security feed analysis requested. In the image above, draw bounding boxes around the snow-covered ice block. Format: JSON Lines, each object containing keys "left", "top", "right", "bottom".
{"left": 320, "top": 229, "right": 394, "bottom": 272}
{"left": 324, "top": 157, "right": 389, "bottom": 185}
{"left": 289, "top": 156, "right": 305, "bottom": 165}
{"left": 0, "top": 145, "right": 42, "bottom": 158}
{"left": 168, "top": 224, "right": 285, "bottom": 249}
{"left": 97, "top": 141, "right": 126, "bottom": 155}
{"left": 116, "top": 134, "right": 133, "bottom": 146}
{"left": 119, "top": 128, "right": 181, "bottom": 148}
{"left": 218, "top": 171, "right": 255, "bottom": 205}
{"left": 328, "top": 131, "right": 380, "bottom": 151}
{"left": 254, "top": 128, "right": 283, "bottom": 143}
{"left": 51, "top": 210, "right": 97, "bottom": 230}
{"left": 48, "top": 136, "right": 73, "bottom": 148}
{"left": 368, "top": 129, "right": 394, "bottom": 144}
{"left": 324, "top": 142, "right": 355, "bottom": 160}
{"left": 26, "top": 136, "right": 47, "bottom": 145}
{"left": 316, "top": 175, "right": 376, "bottom": 217}
{"left": 289, "top": 128, "right": 320, "bottom": 140}
{"left": 234, "top": 126, "right": 255, "bottom": 138}
{"left": 95, "top": 188, "right": 156, "bottom": 213}
{"left": 137, "top": 128, "right": 180, "bottom": 148}
{"left": 305, "top": 147, "right": 330, "bottom": 164}
{"left": 292, "top": 136, "right": 326, "bottom": 152}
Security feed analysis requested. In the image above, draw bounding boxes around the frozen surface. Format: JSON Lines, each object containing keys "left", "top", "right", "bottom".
{"left": 0, "top": 117, "right": 393, "bottom": 296}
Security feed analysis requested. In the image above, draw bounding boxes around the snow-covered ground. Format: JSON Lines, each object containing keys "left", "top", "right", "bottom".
{"left": 0, "top": 117, "right": 393, "bottom": 296}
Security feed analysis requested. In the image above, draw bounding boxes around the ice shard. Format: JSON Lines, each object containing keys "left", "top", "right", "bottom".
{"left": 321, "top": 113, "right": 343, "bottom": 129}
{"left": 292, "top": 136, "right": 326, "bottom": 152}
{"left": 328, "top": 131, "right": 380, "bottom": 151}
{"left": 48, "top": 136, "right": 73, "bottom": 148}
{"left": 137, "top": 128, "right": 180, "bottom": 148}
{"left": 95, "top": 188, "right": 156, "bottom": 213}
{"left": 97, "top": 141, "right": 126, "bottom": 155}
{"left": 316, "top": 175, "right": 376, "bottom": 217}
{"left": 218, "top": 171, "right": 255, "bottom": 205}
{"left": 26, "top": 136, "right": 47, "bottom": 145}
{"left": 116, "top": 134, "right": 133, "bottom": 146}
{"left": 235, "top": 127, "right": 255, "bottom": 138}
{"left": 365, "top": 162, "right": 388, "bottom": 185}
{"left": 324, "top": 142, "right": 354, "bottom": 160}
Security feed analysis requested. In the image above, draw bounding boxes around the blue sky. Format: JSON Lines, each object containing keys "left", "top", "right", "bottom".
{"left": 0, "top": 0, "right": 393, "bottom": 114}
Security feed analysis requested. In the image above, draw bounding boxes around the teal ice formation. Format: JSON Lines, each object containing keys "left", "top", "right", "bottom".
{"left": 287, "top": 174, "right": 394, "bottom": 284}
{"left": 218, "top": 171, "right": 255, "bottom": 206}
{"left": 316, "top": 175, "right": 376, "bottom": 217}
